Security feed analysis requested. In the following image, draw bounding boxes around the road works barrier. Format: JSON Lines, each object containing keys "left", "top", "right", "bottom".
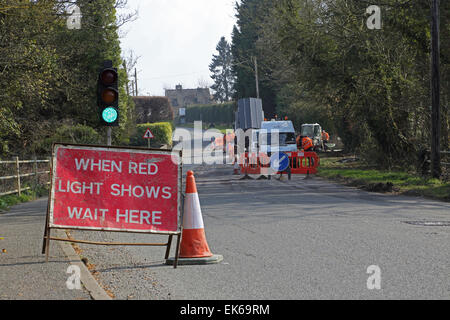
{"left": 166, "top": 170, "right": 223, "bottom": 265}
{"left": 42, "top": 143, "right": 183, "bottom": 268}
{"left": 239, "top": 151, "right": 320, "bottom": 176}
{"left": 211, "top": 132, "right": 235, "bottom": 156}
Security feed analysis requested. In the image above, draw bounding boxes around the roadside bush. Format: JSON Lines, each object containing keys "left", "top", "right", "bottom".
{"left": 186, "top": 102, "right": 235, "bottom": 124}
{"left": 130, "top": 122, "right": 173, "bottom": 147}
{"left": 34, "top": 124, "right": 101, "bottom": 154}
{"left": 0, "top": 190, "right": 34, "bottom": 211}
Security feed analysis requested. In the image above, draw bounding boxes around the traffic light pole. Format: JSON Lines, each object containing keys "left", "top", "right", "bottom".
{"left": 431, "top": 0, "right": 441, "bottom": 178}
{"left": 107, "top": 127, "right": 112, "bottom": 146}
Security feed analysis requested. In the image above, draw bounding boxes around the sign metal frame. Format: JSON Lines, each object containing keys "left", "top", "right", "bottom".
{"left": 42, "top": 143, "right": 183, "bottom": 268}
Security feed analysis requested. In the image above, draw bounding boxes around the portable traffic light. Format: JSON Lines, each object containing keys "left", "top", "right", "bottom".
{"left": 97, "top": 61, "right": 119, "bottom": 126}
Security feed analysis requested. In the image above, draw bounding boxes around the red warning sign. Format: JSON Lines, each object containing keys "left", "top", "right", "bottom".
{"left": 143, "top": 128, "right": 154, "bottom": 139}
{"left": 49, "top": 144, "right": 181, "bottom": 234}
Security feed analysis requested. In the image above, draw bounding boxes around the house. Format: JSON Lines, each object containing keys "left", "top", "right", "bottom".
{"left": 165, "top": 84, "right": 212, "bottom": 123}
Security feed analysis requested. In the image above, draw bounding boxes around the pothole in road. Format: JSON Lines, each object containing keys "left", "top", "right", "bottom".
{"left": 403, "top": 221, "right": 450, "bottom": 227}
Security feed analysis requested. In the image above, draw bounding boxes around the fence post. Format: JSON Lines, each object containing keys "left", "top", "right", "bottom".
{"left": 15, "top": 156, "right": 21, "bottom": 196}
{"left": 33, "top": 155, "right": 38, "bottom": 193}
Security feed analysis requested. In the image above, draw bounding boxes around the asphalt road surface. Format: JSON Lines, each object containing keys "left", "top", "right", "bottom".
{"left": 0, "top": 198, "right": 91, "bottom": 300}
{"left": 2, "top": 128, "right": 448, "bottom": 300}
{"left": 70, "top": 162, "right": 450, "bottom": 300}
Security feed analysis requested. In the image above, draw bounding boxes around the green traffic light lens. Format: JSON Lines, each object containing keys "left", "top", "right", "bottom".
{"left": 102, "top": 107, "right": 118, "bottom": 123}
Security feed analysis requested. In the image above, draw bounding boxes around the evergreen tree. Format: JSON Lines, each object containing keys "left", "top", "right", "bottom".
{"left": 231, "top": 0, "right": 278, "bottom": 117}
{"left": 209, "top": 36, "right": 234, "bottom": 102}
{"left": 0, "top": 0, "right": 135, "bottom": 156}
{"left": 231, "top": 0, "right": 450, "bottom": 169}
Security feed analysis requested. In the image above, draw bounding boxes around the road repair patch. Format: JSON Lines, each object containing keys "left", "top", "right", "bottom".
{"left": 403, "top": 221, "right": 450, "bottom": 227}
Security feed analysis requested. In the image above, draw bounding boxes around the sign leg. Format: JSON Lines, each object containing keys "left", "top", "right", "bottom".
{"left": 45, "top": 228, "right": 51, "bottom": 263}
{"left": 165, "top": 235, "right": 173, "bottom": 260}
{"left": 42, "top": 197, "right": 51, "bottom": 254}
{"left": 42, "top": 217, "right": 49, "bottom": 254}
{"left": 173, "top": 233, "right": 181, "bottom": 269}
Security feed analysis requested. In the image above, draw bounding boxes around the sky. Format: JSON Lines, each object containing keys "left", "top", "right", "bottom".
{"left": 118, "top": 0, "right": 238, "bottom": 97}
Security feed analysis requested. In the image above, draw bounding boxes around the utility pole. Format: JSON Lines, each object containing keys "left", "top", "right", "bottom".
{"left": 134, "top": 68, "right": 138, "bottom": 96}
{"left": 431, "top": 0, "right": 441, "bottom": 178}
{"left": 253, "top": 56, "right": 260, "bottom": 99}
{"left": 123, "top": 61, "right": 130, "bottom": 96}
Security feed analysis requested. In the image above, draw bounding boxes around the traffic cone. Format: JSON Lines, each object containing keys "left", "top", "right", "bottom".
{"left": 166, "top": 171, "right": 223, "bottom": 265}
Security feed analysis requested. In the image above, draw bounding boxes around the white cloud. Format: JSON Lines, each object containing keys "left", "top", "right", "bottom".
{"left": 119, "top": 0, "right": 236, "bottom": 96}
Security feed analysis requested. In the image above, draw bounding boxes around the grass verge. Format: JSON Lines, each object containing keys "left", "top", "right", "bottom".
{"left": 176, "top": 123, "right": 233, "bottom": 134}
{"left": 0, "top": 185, "right": 49, "bottom": 212}
{"left": 317, "top": 156, "right": 450, "bottom": 202}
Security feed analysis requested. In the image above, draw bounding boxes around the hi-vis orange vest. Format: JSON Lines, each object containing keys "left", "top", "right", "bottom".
{"left": 213, "top": 133, "right": 235, "bottom": 152}
{"left": 322, "top": 131, "right": 329, "bottom": 141}
{"left": 302, "top": 137, "right": 314, "bottom": 151}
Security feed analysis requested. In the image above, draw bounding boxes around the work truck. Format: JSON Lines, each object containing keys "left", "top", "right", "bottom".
{"left": 259, "top": 120, "right": 297, "bottom": 154}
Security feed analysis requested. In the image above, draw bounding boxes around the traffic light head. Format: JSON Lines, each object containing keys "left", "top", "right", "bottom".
{"left": 97, "top": 62, "right": 119, "bottom": 126}
{"left": 100, "top": 68, "right": 118, "bottom": 85}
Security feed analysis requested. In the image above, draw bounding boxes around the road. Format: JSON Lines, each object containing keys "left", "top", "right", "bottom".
{"left": 69, "top": 161, "right": 450, "bottom": 300}
{"left": 1, "top": 129, "right": 449, "bottom": 300}
{"left": 0, "top": 198, "right": 91, "bottom": 300}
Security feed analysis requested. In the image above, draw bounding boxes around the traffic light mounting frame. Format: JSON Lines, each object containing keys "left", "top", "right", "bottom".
{"left": 97, "top": 60, "right": 119, "bottom": 127}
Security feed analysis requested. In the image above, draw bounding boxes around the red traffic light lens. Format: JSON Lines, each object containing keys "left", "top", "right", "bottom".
{"left": 100, "top": 69, "right": 118, "bottom": 85}
{"left": 101, "top": 88, "right": 118, "bottom": 104}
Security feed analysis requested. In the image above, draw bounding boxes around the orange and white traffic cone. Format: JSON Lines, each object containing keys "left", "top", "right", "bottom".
{"left": 180, "top": 170, "right": 212, "bottom": 258}
{"left": 167, "top": 171, "right": 223, "bottom": 265}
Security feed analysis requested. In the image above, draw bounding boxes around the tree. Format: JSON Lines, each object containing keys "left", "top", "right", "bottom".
{"left": 231, "top": 0, "right": 278, "bottom": 117}
{"left": 133, "top": 97, "right": 174, "bottom": 123}
{"left": 0, "top": 0, "right": 136, "bottom": 157}
{"left": 209, "top": 36, "right": 235, "bottom": 102}
{"left": 231, "top": 0, "right": 450, "bottom": 170}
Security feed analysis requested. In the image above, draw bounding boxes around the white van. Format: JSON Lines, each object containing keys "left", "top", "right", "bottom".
{"left": 259, "top": 120, "right": 297, "bottom": 154}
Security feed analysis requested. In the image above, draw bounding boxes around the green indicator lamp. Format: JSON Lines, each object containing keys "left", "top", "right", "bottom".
{"left": 102, "top": 107, "right": 118, "bottom": 123}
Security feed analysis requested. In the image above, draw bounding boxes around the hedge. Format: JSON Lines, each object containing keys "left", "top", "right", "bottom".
{"left": 131, "top": 122, "right": 173, "bottom": 147}
{"left": 35, "top": 124, "right": 101, "bottom": 154}
{"left": 133, "top": 96, "right": 174, "bottom": 123}
{"left": 185, "top": 102, "right": 235, "bottom": 124}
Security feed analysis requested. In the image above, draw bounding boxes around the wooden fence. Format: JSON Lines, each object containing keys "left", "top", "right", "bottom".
{"left": 0, "top": 157, "right": 50, "bottom": 197}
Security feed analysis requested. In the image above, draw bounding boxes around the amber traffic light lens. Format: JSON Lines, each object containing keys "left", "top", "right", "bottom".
{"left": 101, "top": 89, "right": 117, "bottom": 104}
{"left": 100, "top": 70, "right": 117, "bottom": 85}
